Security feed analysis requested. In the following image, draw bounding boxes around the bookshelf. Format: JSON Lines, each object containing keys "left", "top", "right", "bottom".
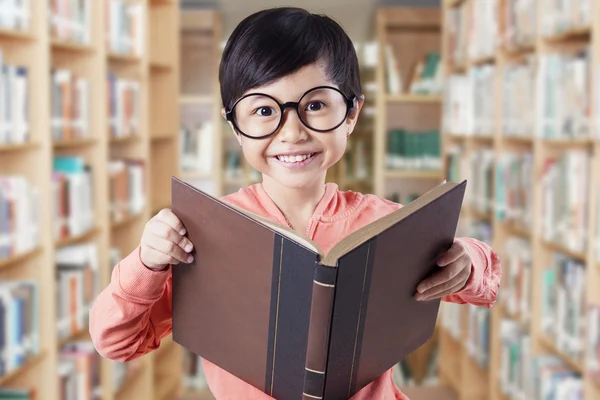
{"left": 439, "top": 0, "right": 600, "bottom": 399}
{"left": 0, "top": 1, "right": 180, "bottom": 399}
{"left": 374, "top": 7, "right": 445, "bottom": 206}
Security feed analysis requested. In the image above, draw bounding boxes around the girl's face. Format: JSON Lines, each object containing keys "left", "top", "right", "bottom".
{"left": 223, "top": 63, "right": 364, "bottom": 191}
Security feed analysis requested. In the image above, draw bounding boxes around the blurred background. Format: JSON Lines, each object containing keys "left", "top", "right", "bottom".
{"left": 0, "top": 0, "right": 599, "bottom": 399}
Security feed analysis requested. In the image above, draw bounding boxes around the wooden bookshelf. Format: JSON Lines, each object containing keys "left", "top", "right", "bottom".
{"left": 439, "top": 0, "right": 600, "bottom": 399}
{"left": 0, "top": 1, "right": 181, "bottom": 399}
{"left": 374, "top": 7, "right": 445, "bottom": 205}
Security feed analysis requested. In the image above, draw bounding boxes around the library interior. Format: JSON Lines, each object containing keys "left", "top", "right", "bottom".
{"left": 0, "top": 0, "right": 599, "bottom": 399}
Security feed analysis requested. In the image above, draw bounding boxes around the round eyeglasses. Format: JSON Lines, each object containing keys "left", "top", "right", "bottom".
{"left": 224, "top": 86, "right": 357, "bottom": 139}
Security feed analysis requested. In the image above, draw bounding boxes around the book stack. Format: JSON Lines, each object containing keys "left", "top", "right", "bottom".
{"left": 0, "top": 0, "right": 29, "bottom": 31}
{"left": 180, "top": 121, "right": 213, "bottom": 175}
{"left": 51, "top": 69, "right": 89, "bottom": 142}
{"left": 498, "top": 319, "right": 531, "bottom": 399}
{"left": 445, "top": 3, "right": 468, "bottom": 69}
{"left": 500, "top": 0, "right": 537, "bottom": 51}
{"left": 495, "top": 152, "right": 534, "bottom": 230}
{"left": 386, "top": 129, "right": 441, "bottom": 171}
{"left": 502, "top": 237, "right": 532, "bottom": 324}
{"left": 49, "top": 0, "right": 91, "bottom": 44}
{"left": 52, "top": 156, "right": 94, "bottom": 241}
{"left": 469, "top": 149, "right": 494, "bottom": 214}
{"left": 540, "top": 150, "right": 590, "bottom": 254}
{"left": 468, "top": 0, "right": 497, "bottom": 61}
{"left": 0, "top": 176, "right": 40, "bottom": 260}
{"left": 59, "top": 341, "right": 102, "bottom": 400}
{"left": 541, "top": 253, "right": 586, "bottom": 364}
{"left": 107, "top": 74, "right": 140, "bottom": 139}
{"left": 540, "top": 0, "right": 592, "bottom": 38}
{"left": 55, "top": 243, "right": 99, "bottom": 342}
{"left": 466, "top": 305, "right": 491, "bottom": 368}
{"left": 108, "top": 159, "right": 146, "bottom": 223}
{"left": 0, "top": 281, "right": 39, "bottom": 378}
{"left": 105, "top": 0, "right": 144, "bottom": 57}
{"left": 502, "top": 57, "right": 536, "bottom": 138}
{"left": 0, "top": 51, "right": 29, "bottom": 145}
{"left": 587, "top": 305, "right": 600, "bottom": 385}
{"left": 537, "top": 49, "right": 591, "bottom": 140}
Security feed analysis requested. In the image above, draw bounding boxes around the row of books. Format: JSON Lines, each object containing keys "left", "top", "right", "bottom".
{"left": 59, "top": 340, "right": 102, "bottom": 400}
{"left": 540, "top": 0, "right": 592, "bottom": 38}
{"left": 0, "top": 281, "right": 39, "bottom": 379}
{"left": 500, "top": 0, "right": 536, "bottom": 51}
{"left": 51, "top": 69, "right": 89, "bottom": 142}
{"left": 53, "top": 156, "right": 95, "bottom": 241}
{"left": 501, "top": 237, "right": 532, "bottom": 325}
{"left": 0, "top": 0, "right": 29, "bottom": 32}
{"left": 384, "top": 47, "right": 442, "bottom": 96}
{"left": 49, "top": 0, "right": 91, "bottom": 45}
{"left": 444, "top": 2, "right": 469, "bottom": 69}
{"left": 56, "top": 243, "right": 99, "bottom": 342}
{"left": 0, "top": 51, "right": 28, "bottom": 146}
{"left": 541, "top": 253, "right": 587, "bottom": 364}
{"left": 386, "top": 129, "right": 441, "bottom": 171}
{"left": 0, "top": 176, "right": 40, "bottom": 259}
{"left": 108, "top": 74, "right": 141, "bottom": 139}
{"left": 495, "top": 152, "right": 534, "bottom": 231}
{"left": 106, "top": 0, "right": 144, "bottom": 57}
{"left": 468, "top": 0, "right": 497, "bottom": 61}
{"left": 108, "top": 159, "right": 146, "bottom": 223}
{"left": 502, "top": 57, "right": 536, "bottom": 138}
{"left": 541, "top": 150, "right": 590, "bottom": 255}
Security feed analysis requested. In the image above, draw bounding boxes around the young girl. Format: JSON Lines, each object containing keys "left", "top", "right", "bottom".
{"left": 90, "top": 7, "right": 501, "bottom": 400}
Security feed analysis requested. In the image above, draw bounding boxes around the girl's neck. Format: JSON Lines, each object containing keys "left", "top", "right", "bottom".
{"left": 261, "top": 175, "right": 326, "bottom": 231}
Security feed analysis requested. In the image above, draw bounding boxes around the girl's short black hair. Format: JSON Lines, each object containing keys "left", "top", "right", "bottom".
{"left": 219, "top": 7, "right": 362, "bottom": 111}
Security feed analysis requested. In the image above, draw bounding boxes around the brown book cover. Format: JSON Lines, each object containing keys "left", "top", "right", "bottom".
{"left": 171, "top": 177, "right": 467, "bottom": 400}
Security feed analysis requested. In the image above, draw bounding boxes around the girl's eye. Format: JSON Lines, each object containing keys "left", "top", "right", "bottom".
{"left": 306, "top": 101, "right": 324, "bottom": 111}
{"left": 254, "top": 107, "right": 275, "bottom": 117}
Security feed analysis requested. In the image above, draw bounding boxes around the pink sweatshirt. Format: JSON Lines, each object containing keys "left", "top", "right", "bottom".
{"left": 90, "top": 182, "right": 502, "bottom": 400}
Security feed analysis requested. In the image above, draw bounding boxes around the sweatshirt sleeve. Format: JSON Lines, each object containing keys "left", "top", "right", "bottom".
{"left": 89, "top": 244, "right": 173, "bottom": 362}
{"left": 441, "top": 237, "right": 502, "bottom": 308}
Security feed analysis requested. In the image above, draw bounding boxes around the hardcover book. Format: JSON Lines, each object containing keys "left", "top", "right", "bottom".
{"left": 170, "top": 177, "right": 467, "bottom": 400}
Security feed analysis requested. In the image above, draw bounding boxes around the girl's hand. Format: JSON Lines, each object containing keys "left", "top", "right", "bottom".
{"left": 414, "top": 241, "right": 472, "bottom": 301}
{"left": 140, "top": 208, "right": 194, "bottom": 270}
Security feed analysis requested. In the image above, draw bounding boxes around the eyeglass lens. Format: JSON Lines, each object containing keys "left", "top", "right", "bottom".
{"left": 232, "top": 88, "right": 348, "bottom": 137}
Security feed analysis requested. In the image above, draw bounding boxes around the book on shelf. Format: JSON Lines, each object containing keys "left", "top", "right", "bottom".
{"left": 500, "top": 0, "right": 537, "bottom": 51}
{"left": 180, "top": 121, "right": 213, "bottom": 175}
{"left": 442, "top": 74, "right": 472, "bottom": 136}
{"left": 0, "top": 280, "right": 39, "bottom": 378}
{"left": 540, "top": 0, "right": 592, "bottom": 38}
{"left": 495, "top": 152, "right": 533, "bottom": 230}
{"left": 498, "top": 318, "right": 531, "bottom": 399}
{"left": 531, "top": 355, "right": 583, "bottom": 398}
{"left": 59, "top": 340, "right": 102, "bottom": 400}
{"left": 0, "top": 51, "right": 29, "bottom": 146}
{"left": 49, "top": 0, "right": 91, "bottom": 44}
{"left": 55, "top": 243, "right": 99, "bottom": 342}
{"left": 502, "top": 56, "right": 536, "bottom": 138}
{"left": 53, "top": 156, "right": 94, "bottom": 241}
{"left": 107, "top": 74, "right": 140, "bottom": 139}
{"left": 502, "top": 237, "right": 532, "bottom": 324}
{"left": 0, "top": 176, "right": 40, "bottom": 259}
{"left": 170, "top": 177, "right": 467, "bottom": 399}
{"left": 537, "top": 48, "right": 591, "bottom": 140}
{"left": 468, "top": 149, "right": 494, "bottom": 215}
{"left": 106, "top": 0, "right": 144, "bottom": 57}
{"left": 384, "top": 49, "right": 442, "bottom": 96}
{"left": 541, "top": 253, "right": 586, "bottom": 364}
{"left": 445, "top": 3, "right": 468, "bottom": 69}
{"left": 108, "top": 159, "right": 146, "bottom": 223}
{"left": 386, "top": 129, "right": 441, "bottom": 171}
{"left": 51, "top": 69, "right": 89, "bottom": 142}
{"left": 466, "top": 305, "right": 490, "bottom": 368}
{"left": 468, "top": 0, "right": 497, "bottom": 61}
{"left": 540, "top": 150, "right": 590, "bottom": 254}
{"left": 0, "top": 0, "right": 29, "bottom": 31}
{"left": 0, "top": 388, "right": 36, "bottom": 399}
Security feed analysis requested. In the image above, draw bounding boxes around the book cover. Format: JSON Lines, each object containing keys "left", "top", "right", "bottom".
{"left": 171, "top": 177, "right": 466, "bottom": 399}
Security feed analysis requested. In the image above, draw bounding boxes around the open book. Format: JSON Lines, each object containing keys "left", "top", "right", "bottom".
{"left": 170, "top": 177, "right": 467, "bottom": 399}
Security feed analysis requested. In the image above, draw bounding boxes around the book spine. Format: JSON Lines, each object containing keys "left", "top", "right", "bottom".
{"left": 302, "top": 264, "right": 337, "bottom": 400}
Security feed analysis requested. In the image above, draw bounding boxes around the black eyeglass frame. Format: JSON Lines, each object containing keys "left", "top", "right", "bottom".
{"left": 224, "top": 85, "right": 357, "bottom": 139}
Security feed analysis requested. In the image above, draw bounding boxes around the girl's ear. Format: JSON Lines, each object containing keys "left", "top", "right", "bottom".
{"left": 346, "top": 94, "right": 365, "bottom": 129}
{"left": 222, "top": 107, "right": 242, "bottom": 146}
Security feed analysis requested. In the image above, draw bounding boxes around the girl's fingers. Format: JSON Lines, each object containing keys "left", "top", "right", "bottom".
{"left": 156, "top": 208, "right": 186, "bottom": 235}
{"left": 152, "top": 220, "right": 194, "bottom": 253}
{"left": 145, "top": 234, "right": 193, "bottom": 265}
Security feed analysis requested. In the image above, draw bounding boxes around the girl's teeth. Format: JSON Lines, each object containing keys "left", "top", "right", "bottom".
{"left": 278, "top": 153, "right": 312, "bottom": 163}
